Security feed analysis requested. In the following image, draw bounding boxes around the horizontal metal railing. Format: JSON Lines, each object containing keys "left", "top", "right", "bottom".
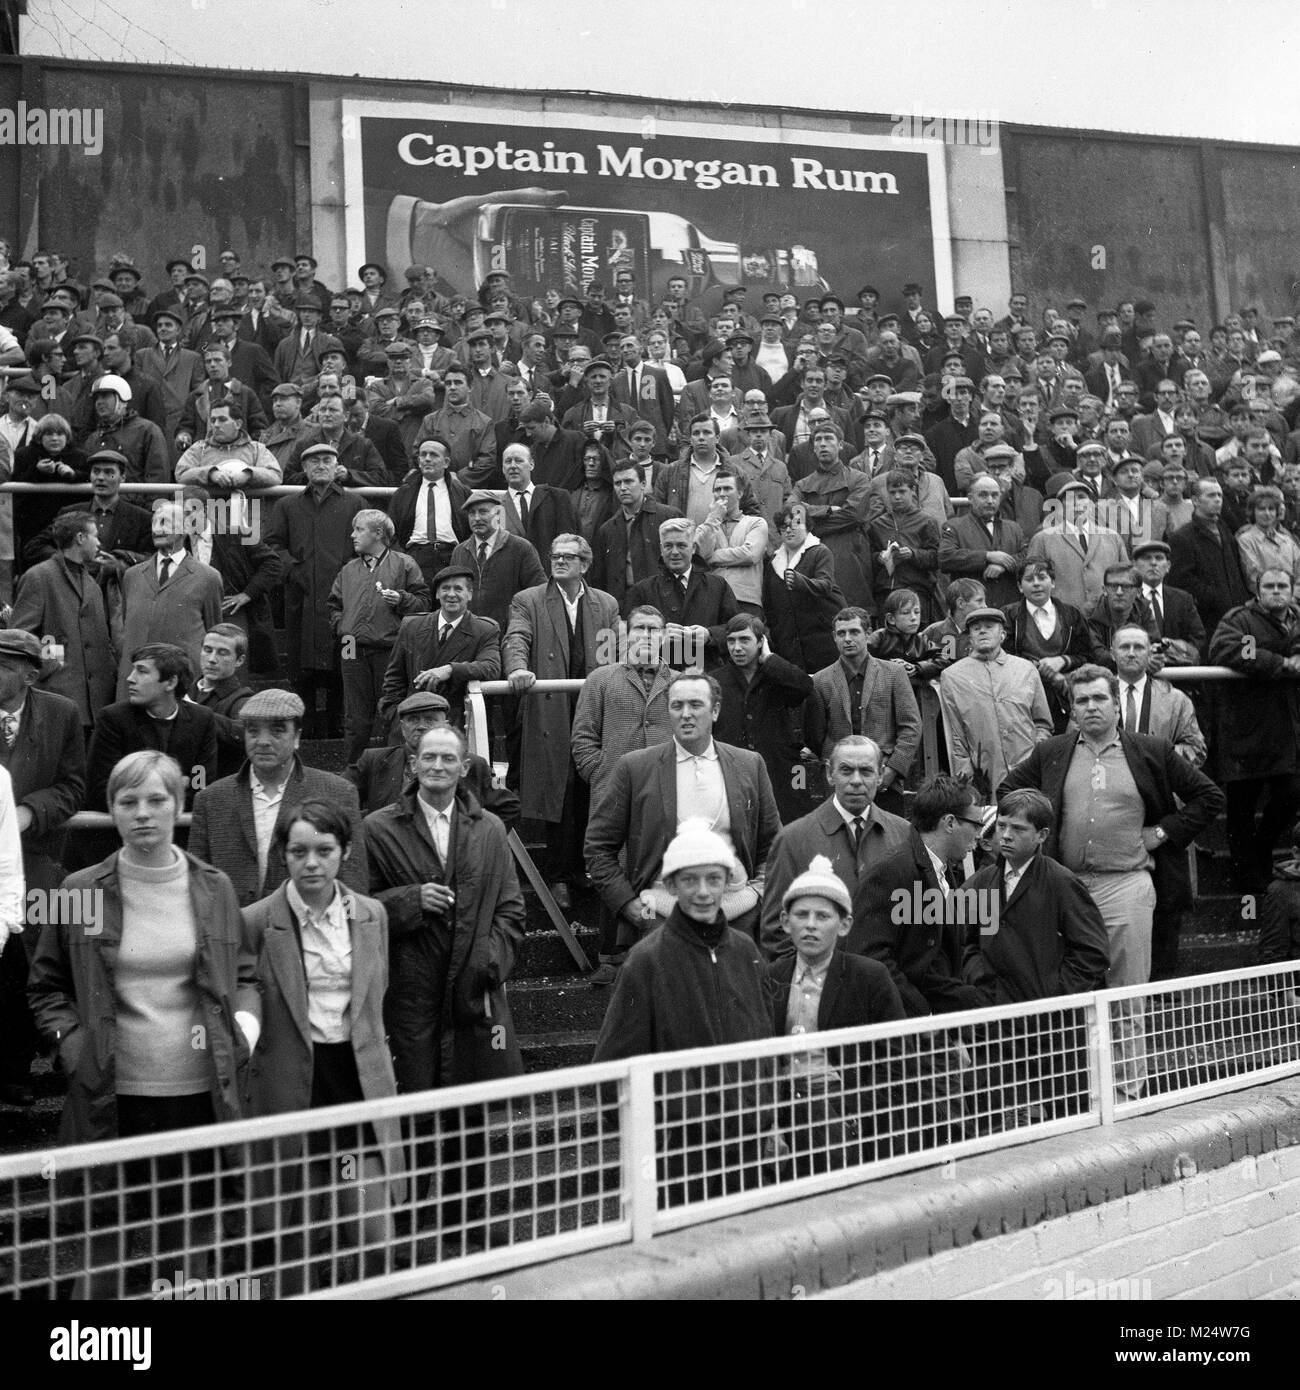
{"left": 2, "top": 960, "right": 1296, "bottom": 1299}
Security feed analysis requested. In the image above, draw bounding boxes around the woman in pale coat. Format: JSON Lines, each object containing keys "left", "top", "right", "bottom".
{"left": 243, "top": 799, "right": 403, "bottom": 1293}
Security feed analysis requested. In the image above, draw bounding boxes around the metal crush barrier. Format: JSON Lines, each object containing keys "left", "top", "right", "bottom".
{"left": 3, "top": 962, "right": 1298, "bottom": 1299}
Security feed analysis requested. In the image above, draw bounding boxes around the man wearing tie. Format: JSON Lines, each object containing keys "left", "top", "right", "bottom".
{"left": 388, "top": 438, "right": 470, "bottom": 593}
{"left": 1130, "top": 539, "right": 1205, "bottom": 663}
{"left": 272, "top": 295, "right": 328, "bottom": 386}
{"left": 611, "top": 333, "right": 674, "bottom": 457}
{"left": 500, "top": 442, "right": 577, "bottom": 564}
{"left": 380, "top": 564, "right": 501, "bottom": 736}
{"left": 134, "top": 305, "right": 203, "bottom": 449}
{"left": 116, "top": 501, "right": 223, "bottom": 700}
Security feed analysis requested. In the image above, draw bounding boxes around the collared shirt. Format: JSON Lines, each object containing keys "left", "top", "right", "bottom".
{"left": 1059, "top": 733, "right": 1151, "bottom": 875}
{"left": 786, "top": 957, "right": 830, "bottom": 1035}
{"left": 686, "top": 459, "right": 720, "bottom": 526}
{"left": 839, "top": 656, "right": 868, "bottom": 735}
{"left": 831, "top": 797, "right": 873, "bottom": 839}
{"left": 560, "top": 580, "right": 586, "bottom": 631}
{"left": 674, "top": 738, "right": 731, "bottom": 845}
{"left": 417, "top": 794, "right": 453, "bottom": 864}
{"left": 437, "top": 611, "right": 464, "bottom": 644}
{"left": 286, "top": 880, "right": 353, "bottom": 1044}
{"left": 1003, "top": 855, "right": 1033, "bottom": 900}
{"left": 0, "top": 698, "right": 26, "bottom": 746}
{"left": 157, "top": 547, "right": 185, "bottom": 582}
{"left": 924, "top": 842, "right": 951, "bottom": 897}
{"left": 250, "top": 771, "right": 287, "bottom": 889}
{"left": 1029, "top": 599, "right": 1058, "bottom": 639}
{"left": 1120, "top": 674, "right": 1147, "bottom": 731}
{"left": 411, "top": 476, "right": 456, "bottom": 546}
{"left": 512, "top": 483, "right": 535, "bottom": 519}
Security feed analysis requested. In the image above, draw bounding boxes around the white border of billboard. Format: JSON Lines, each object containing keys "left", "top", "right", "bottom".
{"left": 340, "top": 98, "right": 953, "bottom": 306}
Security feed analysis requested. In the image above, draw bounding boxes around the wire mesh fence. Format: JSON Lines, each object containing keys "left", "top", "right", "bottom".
{"left": 2, "top": 963, "right": 1298, "bottom": 1297}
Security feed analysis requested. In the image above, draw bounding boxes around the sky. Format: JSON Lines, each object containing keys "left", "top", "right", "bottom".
{"left": 19, "top": 0, "right": 1300, "bottom": 147}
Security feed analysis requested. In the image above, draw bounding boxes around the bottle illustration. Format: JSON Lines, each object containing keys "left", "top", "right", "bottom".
{"left": 386, "top": 192, "right": 827, "bottom": 299}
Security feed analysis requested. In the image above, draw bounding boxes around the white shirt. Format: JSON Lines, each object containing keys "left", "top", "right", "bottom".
{"left": 0, "top": 764, "right": 26, "bottom": 944}
{"left": 1120, "top": 674, "right": 1147, "bottom": 731}
{"left": 250, "top": 771, "right": 287, "bottom": 889}
{"left": 417, "top": 794, "right": 453, "bottom": 863}
{"left": 675, "top": 739, "right": 731, "bottom": 845}
{"left": 560, "top": 581, "right": 586, "bottom": 631}
{"left": 437, "top": 611, "right": 464, "bottom": 643}
{"left": 512, "top": 483, "right": 535, "bottom": 518}
{"left": 924, "top": 842, "right": 951, "bottom": 898}
{"left": 832, "top": 797, "right": 872, "bottom": 839}
{"left": 411, "top": 476, "right": 456, "bottom": 545}
{"left": 1028, "top": 599, "right": 1058, "bottom": 639}
{"left": 157, "top": 547, "right": 186, "bottom": 581}
{"left": 1004, "top": 857, "right": 1032, "bottom": 900}
{"left": 0, "top": 414, "right": 34, "bottom": 456}
{"left": 287, "top": 880, "right": 353, "bottom": 1044}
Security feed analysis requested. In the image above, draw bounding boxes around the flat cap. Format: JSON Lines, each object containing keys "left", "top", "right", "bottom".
{"left": 893, "top": 432, "right": 927, "bottom": 449}
{"left": 86, "top": 448, "right": 129, "bottom": 469}
{"left": 300, "top": 442, "right": 339, "bottom": 460}
{"left": 1132, "top": 539, "right": 1171, "bottom": 558}
{"left": 464, "top": 328, "right": 493, "bottom": 344}
{"left": 962, "top": 607, "right": 1008, "bottom": 632}
{"left": 165, "top": 258, "right": 193, "bottom": 274}
{"left": 271, "top": 381, "right": 303, "bottom": 398}
{"left": 759, "top": 313, "right": 783, "bottom": 326}
{"left": 373, "top": 305, "right": 402, "bottom": 319}
{"left": 70, "top": 332, "right": 104, "bottom": 350}
{"left": 462, "top": 489, "right": 502, "bottom": 510}
{"left": 902, "top": 281, "right": 924, "bottom": 295}
{"left": 98, "top": 293, "right": 124, "bottom": 310}
{"left": 210, "top": 306, "right": 242, "bottom": 321}
{"left": 240, "top": 688, "right": 306, "bottom": 720}
{"left": 864, "top": 373, "right": 893, "bottom": 387}
{"left": 4, "top": 373, "right": 42, "bottom": 394}
{"left": 726, "top": 332, "right": 755, "bottom": 346}
{"left": 414, "top": 317, "right": 444, "bottom": 333}
{"left": 949, "top": 375, "right": 975, "bottom": 391}
{"left": 982, "top": 443, "right": 1018, "bottom": 461}
{"left": 1048, "top": 405, "right": 1080, "bottom": 422}
{"left": 269, "top": 257, "right": 295, "bottom": 271}
{"left": 1108, "top": 453, "right": 1148, "bottom": 472}
{"left": 315, "top": 334, "right": 346, "bottom": 356}
{"left": 293, "top": 294, "right": 323, "bottom": 311}
{"left": 432, "top": 564, "right": 476, "bottom": 588}
{"left": 887, "top": 391, "right": 922, "bottom": 407}
{"left": 581, "top": 358, "right": 613, "bottom": 376}
{"left": 0, "top": 629, "right": 45, "bottom": 666}
{"left": 742, "top": 410, "right": 773, "bottom": 428}
{"left": 183, "top": 272, "right": 210, "bottom": 286}
{"left": 1075, "top": 440, "right": 1107, "bottom": 456}
{"left": 397, "top": 691, "right": 450, "bottom": 717}
{"left": 153, "top": 305, "right": 187, "bottom": 326}
{"left": 383, "top": 342, "right": 412, "bottom": 358}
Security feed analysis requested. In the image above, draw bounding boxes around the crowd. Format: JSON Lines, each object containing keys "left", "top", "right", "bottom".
{"left": 0, "top": 241, "right": 1298, "bottom": 1263}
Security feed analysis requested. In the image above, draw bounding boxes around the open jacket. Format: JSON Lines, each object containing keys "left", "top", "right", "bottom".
{"left": 27, "top": 851, "right": 258, "bottom": 1145}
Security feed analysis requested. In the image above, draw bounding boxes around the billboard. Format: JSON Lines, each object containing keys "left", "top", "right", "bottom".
{"left": 341, "top": 100, "right": 952, "bottom": 313}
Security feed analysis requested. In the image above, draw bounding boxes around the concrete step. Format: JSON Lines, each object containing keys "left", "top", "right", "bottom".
{"left": 518, "top": 1031, "right": 603, "bottom": 1074}
{"left": 506, "top": 977, "right": 613, "bottom": 1035}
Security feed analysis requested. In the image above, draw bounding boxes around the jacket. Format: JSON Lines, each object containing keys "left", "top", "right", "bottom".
{"left": 593, "top": 907, "right": 770, "bottom": 1062}
{"left": 174, "top": 433, "right": 283, "bottom": 491}
{"left": 961, "top": 852, "right": 1110, "bottom": 1004}
{"left": 624, "top": 566, "right": 740, "bottom": 668}
{"left": 242, "top": 883, "right": 404, "bottom": 1187}
{"left": 998, "top": 729, "right": 1225, "bottom": 913}
{"left": 0, "top": 688, "right": 85, "bottom": 894}
{"left": 939, "top": 513, "right": 1028, "bottom": 609}
{"left": 1207, "top": 599, "right": 1300, "bottom": 779}
{"left": 116, "top": 551, "right": 224, "bottom": 699}
{"left": 710, "top": 654, "right": 814, "bottom": 822}
{"left": 87, "top": 700, "right": 218, "bottom": 811}
{"left": 188, "top": 759, "right": 370, "bottom": 907}
{"left": 284, "top": 427, "right": 389, "bottom": 487}
{"left": 805, "top": 655, "right": 922, "bottom": 779}
{"left": 27, "top": 851, "right": 257, "bottom": 1145}
{"left": 387, "top": 468, "right": 471, "bottom": 549}
{"left": 449, "top": 530, "right": 547, "bottom": 633}
{"left": 378, "top": 610, "right": 501, "bottom": 733}
{"left": 590, "top": 499, "right": 682, "bottom": 606}
{"left": 363, "top": 788, "right": 525, "bottom": 1084}
{"left": 766, "top": 950, "right": 906, "bottom": 1033}
{"left": 503, "top": 581, "right": 621, "bottom": 822}
{"left": 343, "top": 744, "right": 515, "bottom": 823}
{"left": 327, "top": 550, "right": 432, "bottom": 650}
{"left": 569, "top": 661, "right": 674, "bottom": 798}
{"left": 10, "top": 554, "right": 116, "bottom": 727}
{"left": 762, "top": 541, "right": 846, "bottom": 675}
{"left": 585, "top": 739, "right": 781, "bottom": 919}
{"left": 1168, "top": 517, "right": 1250, "bottom": 638}
{"left": 1259, "top": 859, "right": 1300, "bottom": 966}
{"left": 190, "top": 674, "right": 253, "bottom": 780}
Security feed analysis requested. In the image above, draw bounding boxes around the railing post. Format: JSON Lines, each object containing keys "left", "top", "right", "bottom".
{"left": 464, "top": 681, "right": 490, "bottom": 765}
{"left": 1093, "top": 995, "right": 1116, "bottom": 1125}
{"left": 624, "top": 1060, "right": 657, "bottom": 1242}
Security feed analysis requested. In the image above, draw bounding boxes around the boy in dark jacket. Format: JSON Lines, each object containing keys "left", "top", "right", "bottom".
{"left": 768, "top": 855, "right": 905, "bottom": 1173}
{"left": 1259, "top": 824, "right": 1300, "bottom": 970}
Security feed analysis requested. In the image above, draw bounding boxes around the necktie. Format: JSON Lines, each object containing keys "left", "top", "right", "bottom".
{"left": 1147, "top": 587, "right": 1164, "bottom": 631}
{"left": 515, "top": 490, "right": 529, "bottom": 527}
{"left": 850, "top": 816, "right": 865, "bottom": 851}
{"left": 477, "top": 542, "right": 488, "bottom": 567}
{"left": 1125, "top": 684, "right": 1139, "bottom": 732}
{"left": 1078, "top": 531, "right": 1088, "bottom": 554}
{"left": 0, "top": 713, "right": 16, "bottom": 749}
{"left": 425, "top": 481, "right": 438, "bottom": 543}
{"left": 680, "top": 572, "right": 689, "bottom": 593}
{"left": 159, "top": 556, "right": 172, "bottom": 585}
{"left": 302, "top": 329, "right": 311, "bottom": 352}
{"left": 869, "top": 448, "right": 879, "bottom": 473}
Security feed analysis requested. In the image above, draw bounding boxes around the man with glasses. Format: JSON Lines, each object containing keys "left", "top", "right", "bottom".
{"left": 1086, "top": 564, "right": 1157, "bottom": 663}
{"left": 504, "top": 535, "right": 618, "bottom": 907}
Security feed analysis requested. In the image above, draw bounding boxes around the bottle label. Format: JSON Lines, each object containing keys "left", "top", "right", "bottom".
{"left": 492, "top": 208, "right": 652, "bottom": 297}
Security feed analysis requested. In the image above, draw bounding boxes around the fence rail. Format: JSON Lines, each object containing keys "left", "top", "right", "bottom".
{"left": 3, "top": 961, "right": 1297, "bottom": 1300}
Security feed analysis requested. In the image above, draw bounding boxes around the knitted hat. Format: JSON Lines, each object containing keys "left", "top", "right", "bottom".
{"left": 660, "top": 818, "right": 741, "bottom": 883}
{"left": 781, "top": 855, "right": 851, "bottom": 914}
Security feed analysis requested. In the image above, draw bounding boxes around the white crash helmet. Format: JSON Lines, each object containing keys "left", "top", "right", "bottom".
{"left": 92, "top": 373, "right": 132, "bottom": 402}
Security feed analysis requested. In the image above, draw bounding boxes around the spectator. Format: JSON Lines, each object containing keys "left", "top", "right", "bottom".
{"left": 134, "top": 305, "right": 204, "bottom": 446}
{"left": 499, "top": 440, "right": 578, "bottom": 563}
{"left": 88, "top": 643, "right": 217, "bottom": 811}
{"left": 0, "top": 629, "right": 84, "bottom": 1109}
{"left": 329, "top": 508, "right": 431, "bottom": 764}
{"left": 116, "top": 501, "right": 223, "bottom": 701}
{"left": 1000, "top": 664, "right": 1224, "bottom": 1099}
{"left": 711, "top": 613, "right": 814, "bottom": 825}
{"left": 380, "top": 563, "right": 501, "bottom": 735}
{"left": 518, "top": 400, "right": 587, "bottom": 491}
{"left": 1087, "top": 563, "right": 1159, "bottom": 663}
{"left": 285, "top": 395, "right": 388, "bottom": 487}
{"left": 388, "top": 438, "right": 471, "bottom": 594}
{"left": 626, "top": 516, "right": 739, "bottom": 669}
{"left": 938, "top": 606, "right": 1053, "bottom": 798}
{"left": 588, "top": 457, "right": 681, "bottom": 607}
{"left": 188, "top": 688, "right": 369, "bottom": 907}
{"left": 764, "top": 501, "right": 847, "bottom": 675}
{"left": 449, "top": 489, "right": 546, "bottom": 632}
{"left": 805, "top": 606, "right": 921, "bottom": 812}
{"left": 939, "top": 473, "right": 1027, "bottom": 609}
{"left": 27, "top": 750, "right": 256, "bottom": 1292}
{"left": 10, "top": 510, "right": 115, "bottom": 732}
{"left": 174, "top": 400, "right": 282, "bottom": 493}
{"left": 414, "top": 362, "right": 496, "bottom": 486}
{"left": 188, "top": 623, "right": 254, "bottom": 781}
{"left": 1236, "top": 485, "right": 1300, "bottom": 591}
{"left": 175, "top": 344, "right": 268, "bottom": 444}
{"left": 868, "top": 468, "right": 943, "bottom": 623}
{"left": 1026, "top": 482, "right": 1128, "bottom": 613}
{"left": 1208, "top": 568, "right": 1300, "bottom": 894}
{"left": 790, "top": 423, "right": 874, "bottom": 611}
{"left": 570, "top": 439, "right": 617, "bottom": 545}
{"left": 265, "top": 443, "right": 367, "bottom": 738}
{"left": 242, "top": 799, "right": 399, "bottom": 1293}
{"left": 1168, "top": 477, "right": 1251, "bottom": 639}
{"left": 692, "top": 469, "right": 768, "bottom": 614}
{"left": 1259, "top": 821, "right": 1300, "bottom": 968}
{"left": 505, "top": 534, "right": 619, "bottom": 907}
{"left": 1001, "top": 558, "right": 1094, "bottom": 731}
{"left": 760, "top": 734, "right": 913, "bottom": 960}
{"left": 81, "top": 374, "right": 169, "bottom": 484}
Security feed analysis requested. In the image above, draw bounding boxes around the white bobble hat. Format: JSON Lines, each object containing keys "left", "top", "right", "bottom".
{"left": 782, "top": 854, "right": 852, "bottom": 913}
{"left": 661, "top": 818, "right": 742, "bottom": 884}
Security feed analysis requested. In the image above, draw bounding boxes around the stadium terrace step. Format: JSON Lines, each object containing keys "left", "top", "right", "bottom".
{"left": 505, "top": 977, "right": 613, "bottom": 1035}
{"left": 517, "top": 1031, "right": 604, "bottom": 1074}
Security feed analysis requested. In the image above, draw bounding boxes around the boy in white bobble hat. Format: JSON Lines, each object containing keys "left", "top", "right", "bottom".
{"left": 768, "top": 855, "right": 906, "bottom": 1174}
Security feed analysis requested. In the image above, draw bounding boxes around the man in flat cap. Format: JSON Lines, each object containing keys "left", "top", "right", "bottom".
{"left": 414, "top": 362, "right": 497, "bottom": 486}
{"left": 1027, "top": 480, "right": 1129, "bottom": 613}
{"left": 0, "top": 628, "right": 84, "bottom": 1107}
{"left": 189, "top": 686, "right": 369, "bottom": 907}
{"left": 272, "top": 294, "right": 329, "bottom": 386}
{"left": 135, "top": 304, "right": 204, "bottom": 450}
{"left": 259, "top": 381, "right": 309, "bottom": 471}
{"left": 379, "top": 561, "right": 499, "bottom": 739}
{"left": 346, "top": 689, "right": 516, "bottom": 826}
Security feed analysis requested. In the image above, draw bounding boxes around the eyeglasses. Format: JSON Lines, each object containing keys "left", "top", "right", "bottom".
{"left": 957, "top": 814, "right": 986, "bottom": 828}
{"left": 551, "top": 552, "right": 583, "bottom": 563}
{"left": 1105, "top": 582, "right": 1138, "bottom": 591}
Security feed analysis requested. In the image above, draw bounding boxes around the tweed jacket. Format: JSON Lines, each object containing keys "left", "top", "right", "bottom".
{"left": 805, "top": 655, "right": 922, "bottom": 779}
{"left": 569, "top": 661, "right": 675, "bottom": 797}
